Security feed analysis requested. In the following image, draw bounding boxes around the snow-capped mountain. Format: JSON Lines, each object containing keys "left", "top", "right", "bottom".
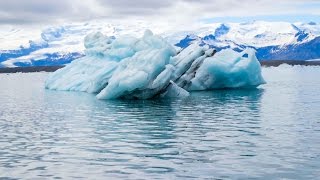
{"left": 0, "top": 21, "right": 178, "bottom": 67}
{"left": 175, "top": 21, "right": 320, "bottom": 60}
{"left": 1, "top": 21, "right": 320, "bottom": 67}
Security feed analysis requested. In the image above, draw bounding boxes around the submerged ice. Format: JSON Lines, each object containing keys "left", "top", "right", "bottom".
{"left": 45, "top": 30, "right": 265, "bottom": 99}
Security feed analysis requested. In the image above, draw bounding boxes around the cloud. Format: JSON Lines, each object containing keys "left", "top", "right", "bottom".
{"left": 0, "top": 0, "right": 104, "bottom": 24}
{"left": 0, "top": 0, "right": 319, "bottom": 25}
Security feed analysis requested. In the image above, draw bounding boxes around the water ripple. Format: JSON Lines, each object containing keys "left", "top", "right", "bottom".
{"left": 0, "top": 70, "right": 320, "bottom": 179}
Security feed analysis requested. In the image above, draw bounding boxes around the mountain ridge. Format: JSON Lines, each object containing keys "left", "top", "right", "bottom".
{"left": 1, "top": 21, "right": 320, "bottom": 67}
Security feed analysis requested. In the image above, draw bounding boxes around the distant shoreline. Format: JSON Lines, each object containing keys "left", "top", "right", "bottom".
{"left": 0, "top": 66, "right": 64, "bottom": 73}
{"left": 0, "top": 60, "right": 319, "bottom": 74}
{"left": 260, "top": 60, "right": 320, "bottom": 67}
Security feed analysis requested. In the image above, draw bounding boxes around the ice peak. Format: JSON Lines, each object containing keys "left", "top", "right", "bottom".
{"left": 143, "top": 29, "right": 154, "bottom": 37}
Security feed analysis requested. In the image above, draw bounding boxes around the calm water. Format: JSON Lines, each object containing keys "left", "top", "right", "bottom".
{"left": 0, "top": 65, "right": 320, "bottom": 179}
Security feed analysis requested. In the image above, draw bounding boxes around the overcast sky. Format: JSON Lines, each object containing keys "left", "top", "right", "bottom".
{"left": 0, "top": 0, "right": 319, "bottom": 25}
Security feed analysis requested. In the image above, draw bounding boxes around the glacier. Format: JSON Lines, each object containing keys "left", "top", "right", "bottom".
{"left": 2, "top": 21, "right": 320, "bottom": 67}
{"left": 45, "top": 30, "right": 265, "bottom": 99}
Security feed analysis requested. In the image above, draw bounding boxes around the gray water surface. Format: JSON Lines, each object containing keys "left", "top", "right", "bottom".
{"left": 0, "top": 65, "right": 320, "bottom": 179}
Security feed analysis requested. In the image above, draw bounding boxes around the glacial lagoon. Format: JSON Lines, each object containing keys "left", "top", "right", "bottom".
{"left": 0, "top": 65, "right": 319, "bottom": 179}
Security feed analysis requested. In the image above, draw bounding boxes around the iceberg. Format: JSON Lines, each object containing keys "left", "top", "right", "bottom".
{"left": 45, "top": 30, "right": 265, "bottom": 99}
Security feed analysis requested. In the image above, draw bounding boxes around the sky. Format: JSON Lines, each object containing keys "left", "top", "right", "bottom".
{"left": 0, "top": 0, "right": 319, "bottom": 26}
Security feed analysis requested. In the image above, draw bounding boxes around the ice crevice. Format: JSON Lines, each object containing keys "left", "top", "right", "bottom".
{"left": 45, "top": 30, "right": 265, "bottom": 100}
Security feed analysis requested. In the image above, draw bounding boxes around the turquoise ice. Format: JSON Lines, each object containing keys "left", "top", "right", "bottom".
{"left": 45, "top": 30, "right": 265, "bottom": 99}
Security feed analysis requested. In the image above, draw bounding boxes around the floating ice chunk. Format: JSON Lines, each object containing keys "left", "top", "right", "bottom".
{"left": 46, "top": 30, "right": 265, "bottom": 100}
